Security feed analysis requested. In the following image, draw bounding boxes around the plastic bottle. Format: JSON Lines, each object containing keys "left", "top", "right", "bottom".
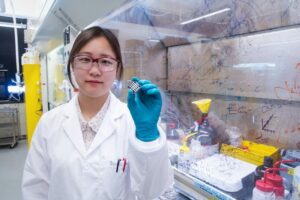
{"left": 253, "top": 168, "right": 286, "bottom": 200}
{"left": 195, "top": 117, "right": 217, "bottom": 145}
{"left": 189, "top": 117, "right": 219, "bottom": 160}
{"left": 178, "top": 132, "right": 197, "bottom": 173}
{"left": 177, "top": 150, "right": 192, "bottom": 173}
{"left": 252, "top": 180, "right": 276, "bottom": 200}
{"left": 292, "top": 166, "right": 300, "bottom": 199}
{"left": 254, "top": 157, "right": 273, "bottom": 182}
{"left": 166, "top": 122, "right": 179, "bottom": 139}
{"left": 225, "top": 126, "right": 242, "bottom": 147}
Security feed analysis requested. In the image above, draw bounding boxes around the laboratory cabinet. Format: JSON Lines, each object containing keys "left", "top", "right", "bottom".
{"left": 46, "top": 45, "right": 71, "bottom": 110}
{"left": 44, "top": 0, "right": 300, "bottom": 199}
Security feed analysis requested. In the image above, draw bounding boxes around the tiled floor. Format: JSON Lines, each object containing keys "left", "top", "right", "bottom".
{"left": 0, "top": 140, "right": 28, "bottom": 200}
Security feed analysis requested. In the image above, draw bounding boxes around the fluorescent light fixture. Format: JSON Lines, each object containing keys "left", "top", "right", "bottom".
{"left": 180, "top": 8, "right": 231, "bottom": 25}
{"left": 233, "top": 63, "right": 276, "bottom": 68}
{"left": 0, "top": 22, "right": 26, "bottom": 29}
{"left": 148, "top": 39, "right": 160, "bottom": 42}
{"left": 8, "top": 85, "right": 25, "bottom": 94}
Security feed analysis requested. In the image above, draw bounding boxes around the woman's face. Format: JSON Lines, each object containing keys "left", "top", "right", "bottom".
{"left": 72, "top": 36, "right": 118, "bottom": 98}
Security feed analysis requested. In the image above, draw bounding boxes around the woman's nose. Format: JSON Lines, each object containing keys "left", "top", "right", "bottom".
{"left": 89, "top": 62, "right": 102, "bottom": 75}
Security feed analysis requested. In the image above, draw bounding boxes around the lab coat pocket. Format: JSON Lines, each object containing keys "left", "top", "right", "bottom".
{"left": 99, "top": 159, "right": 129, "bottom": 200}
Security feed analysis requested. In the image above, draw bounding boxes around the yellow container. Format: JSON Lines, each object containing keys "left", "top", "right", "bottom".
{"left": 23, "top": 64, "right": 42, "bottom": 147}
{"left": 221, "top": 140, "right": 280, "bottom": 166}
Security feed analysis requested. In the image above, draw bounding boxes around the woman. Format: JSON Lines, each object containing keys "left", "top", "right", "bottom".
{"left": 22, "top": 26, "right": 173, "bottom": 200}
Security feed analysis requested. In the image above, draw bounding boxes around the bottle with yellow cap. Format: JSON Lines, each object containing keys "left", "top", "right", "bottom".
{"left": 192, "top": 99, "right": 217, "bottom": 144}
{"left": 190, "top": 99, "right": 219, "bottom": 160}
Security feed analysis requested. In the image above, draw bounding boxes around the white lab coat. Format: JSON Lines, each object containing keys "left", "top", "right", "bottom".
{"left": 22, "top": 92, "right": 173, "bottom": 200}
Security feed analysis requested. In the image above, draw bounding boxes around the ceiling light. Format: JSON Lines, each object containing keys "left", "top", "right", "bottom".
{"left": 233, "top": 63, "right": 276, "bottom": 68}
{"left": 0, "top": 0, "right": 5, "bottom": 13}
{"left": 180, "top": 8, "right": 231, "bottom": 25}
{"left": 148, "top": 39, "right": 160, "bottom": 42}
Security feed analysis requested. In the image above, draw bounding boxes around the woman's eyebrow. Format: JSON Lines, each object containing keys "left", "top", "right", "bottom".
{"left": 77, "top": 52, "right": 115, "bottom": 58}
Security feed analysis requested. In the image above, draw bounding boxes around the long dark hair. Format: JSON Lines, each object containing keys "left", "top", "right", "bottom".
{"left": 67, "top": 26, "right": 123, "bottom": 88}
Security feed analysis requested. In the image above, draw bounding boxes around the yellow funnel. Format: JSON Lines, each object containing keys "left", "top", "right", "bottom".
{"left": 192, "top": 99, "right": 212, "bottom": 114}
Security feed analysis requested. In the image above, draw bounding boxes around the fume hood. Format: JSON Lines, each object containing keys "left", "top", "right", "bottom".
{"left": 36, "top": 0, "right": 300, "bottom": 199}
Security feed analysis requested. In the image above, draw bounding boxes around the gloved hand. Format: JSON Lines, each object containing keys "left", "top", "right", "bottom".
{"left": 127, "top": 77, "right": 162, "bottom": 142}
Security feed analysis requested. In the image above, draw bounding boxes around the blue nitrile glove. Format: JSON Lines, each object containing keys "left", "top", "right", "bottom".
{"left": 127, "top": 77, "right": 162, "bottom": 142}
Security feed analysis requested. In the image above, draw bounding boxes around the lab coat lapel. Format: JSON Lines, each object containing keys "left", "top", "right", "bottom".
{"left": 87, "top": 93, "right": 123, "bottom": 155}
{"left": 62, "top": 96, "right": 86, "bottom": 156}
{"left": 87, "top": 114, "right": 116, "bottom": 154}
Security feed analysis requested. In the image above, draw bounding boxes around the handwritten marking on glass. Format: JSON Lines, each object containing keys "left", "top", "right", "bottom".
{"left": 274, "top": 64, "right": 300, "bottom": 100}
{"left": 261, "top": 114, "right": 275, "bottom": 133}
{"left": 226, "top": 103, "right": 251, "bottom": 115}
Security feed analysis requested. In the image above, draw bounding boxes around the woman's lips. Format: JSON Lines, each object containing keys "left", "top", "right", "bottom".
{"left": 86, "top": 80, "right": 101, "bottom": 83}
{"left": 85, "top": 80, "right": 103, "bottom": 86}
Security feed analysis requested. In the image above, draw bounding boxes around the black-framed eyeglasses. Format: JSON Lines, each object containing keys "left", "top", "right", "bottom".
{"left": 72, "top": 54, "right": 120, "bottom": 72}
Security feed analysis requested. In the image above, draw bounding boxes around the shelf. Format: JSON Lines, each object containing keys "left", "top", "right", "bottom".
{"left": 0, "top": 108, "right": 19, "bottom": 148}
{"left": 0, "top": 137, "right": 17, "bottom": 148}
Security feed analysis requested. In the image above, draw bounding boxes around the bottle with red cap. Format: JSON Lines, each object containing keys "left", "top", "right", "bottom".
{"left": 252, "top": 179, "right": 276, "bottom": 200}
{"left": 252, "top": 168, "right": 286, "bottom": 200}
{"left": 254, "top": 157, "right": 273, "bottom": 183}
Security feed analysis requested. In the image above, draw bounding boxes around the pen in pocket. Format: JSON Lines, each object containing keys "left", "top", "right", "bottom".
{"left": 116, "top": 158, "right": 127, "bottom": 173}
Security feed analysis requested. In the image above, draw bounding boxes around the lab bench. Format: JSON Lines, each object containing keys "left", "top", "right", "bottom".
{"left": 0, "top": 108, "right": 19, "bottom": 148}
